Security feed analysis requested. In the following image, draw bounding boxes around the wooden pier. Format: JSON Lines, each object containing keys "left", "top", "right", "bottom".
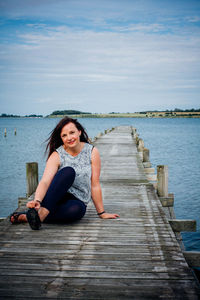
{"left": 0, "top": 126, "right": 200, "bottom": 299}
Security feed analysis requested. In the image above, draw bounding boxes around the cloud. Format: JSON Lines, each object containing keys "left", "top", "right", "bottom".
{"left": 2, "top": 24, "right": 200, "bottom": 86}
{"left": 35, "top": 98, "right": 52, "bottom": 104}
{"left": 186, "top": 16, "right": 200, "bottom": 23}
{"left": 112, "top": 23, "right": 166, "bottom": 33}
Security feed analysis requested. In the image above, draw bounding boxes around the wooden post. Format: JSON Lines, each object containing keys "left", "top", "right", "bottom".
{"left": 137, "top": 139, "right": 144, "bottom": 160}
{"left": 4, "top": 128, "right": 7, "bottom": 137}
{"left": 138, "top": 139, "right": 144, "bottom": 151}
{"left": 14, "top": 128, "right": 17, "bottom": 135}
{"left": 143, "top": 148, "right": 149, "bottom": 162}
{"left": 131, "top": 127, "right": 137, "bottom": 136}
{"left": 26, "top": 162, "right": 38, "bottom": 197}
{"left": 157, "top": 165, "right": 168, "bottom": 197}
{"left": 18, "top": 197, "right": 28, "bottom": 208}
{"left": 135, "top": 134, "right": 139, "bottom": 144}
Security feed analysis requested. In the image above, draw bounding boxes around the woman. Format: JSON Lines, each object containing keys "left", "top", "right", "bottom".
{"left": 10, "top": 117, "right": 119, "bottom": 229}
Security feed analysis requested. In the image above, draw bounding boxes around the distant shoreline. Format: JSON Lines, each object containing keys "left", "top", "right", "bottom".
{"left": 47, "top": 112, "right": 200, "bottom": 118}
{"left": 1, "top": 112, "right": 200, "bottom": 119}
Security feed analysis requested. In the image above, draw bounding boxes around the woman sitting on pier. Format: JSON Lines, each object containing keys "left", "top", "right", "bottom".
{"left": 10, "top": 117, "right": 119, "bottom": 229}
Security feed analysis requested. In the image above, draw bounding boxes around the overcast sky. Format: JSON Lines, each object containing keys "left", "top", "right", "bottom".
{"left": 0, "top": 0, "right": 200, "bottom": 115}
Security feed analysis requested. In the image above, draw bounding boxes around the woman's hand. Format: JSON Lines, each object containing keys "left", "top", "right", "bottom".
{"left": 26, "top": 200, "right": 41, "bottom": 210}
{"left": 99, "top": 212, "right": 120, "bottom": 219}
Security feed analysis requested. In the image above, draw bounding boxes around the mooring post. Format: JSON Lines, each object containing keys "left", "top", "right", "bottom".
{"left": 157, "top": 165, "right": 168, "bottom": 197}
{"left": 137, "top": 139, "right": 144, "bottom": 160}
{"left": 131, "top": 127, "right": 137, "bottom": 137}
{"left": 135, "top": 134, "right": 139, "bottom": 144}
{"left": 26, "top": 162, "right": 38, "bottom": 197}
{"left": 143, "top": 148, "right": 149, "bottom": 162}
{"left": 137, "top": 138, "right": 144, "bottom": 151}
{"left": 4, "top": 128, "right": 7, "bottom": 137}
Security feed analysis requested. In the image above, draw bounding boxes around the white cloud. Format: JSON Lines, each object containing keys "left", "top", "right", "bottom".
{"left": 113, "top": 23, "right": 165, "bottom": 33}
{"left": 186, "top": 16, "right": 200, "bottom": 23}
{"left": 35, "top": 98, "right": 52, "bottom": 104}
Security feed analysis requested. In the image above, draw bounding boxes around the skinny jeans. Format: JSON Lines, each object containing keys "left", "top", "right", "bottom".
{"left": 41, "top": 167, "right": 86, "bottom": 223}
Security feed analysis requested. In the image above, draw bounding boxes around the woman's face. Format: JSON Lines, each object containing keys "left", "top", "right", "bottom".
{"left": 60, "top": 122, "right": 81, "bottom": 148}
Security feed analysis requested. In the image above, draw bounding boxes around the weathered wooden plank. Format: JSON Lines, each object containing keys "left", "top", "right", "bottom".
{"left": 143, "top": 162, "right": 152, "bottom": 168}
{"left": 0, "top": 275, "right": 198, "bottom": 287}
{"left": 183, "top": 251, "right": 200, "bottom": 267}
{"left": 0, "top": 283, "right": 199, "bottom": 300}
{"left": 0, "top": 263, "right": 192, "bottom": 276}
{"left": 168, "top": 219, "right": 197, "bottom": 232}
{"left": 0, "top": 251, "right": 187, "bottom": 261}
{"left": 0, "top": 268, "right": 195, "bottom": 280}
{"left": 0, "top": 257, "right": 188, "bottom": 269}
{"left": 159, "top": 195, "right": 174, "bottom": 207}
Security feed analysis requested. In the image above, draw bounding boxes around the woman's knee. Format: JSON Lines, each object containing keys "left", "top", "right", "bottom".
{"left": 56, "top": 167, "right": 76, "bottom": 184}
{"left": 58, "top": 166, "right": 75, "bottom": 177}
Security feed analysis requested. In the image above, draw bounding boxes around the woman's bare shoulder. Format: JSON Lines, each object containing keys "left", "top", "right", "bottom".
{"left": 47, "top": 151, "right": 60, "bottom": 165}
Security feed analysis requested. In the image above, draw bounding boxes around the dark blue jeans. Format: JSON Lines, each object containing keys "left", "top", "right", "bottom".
{"left": 41, "top": 167, "right": 86, "bottom": 223}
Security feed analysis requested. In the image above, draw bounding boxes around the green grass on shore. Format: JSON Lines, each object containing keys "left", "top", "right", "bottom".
{"left": 47, "top": 112, "right": 200, "bottom": 118}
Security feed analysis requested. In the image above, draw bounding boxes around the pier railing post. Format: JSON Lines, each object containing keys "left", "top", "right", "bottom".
{"left": 137, "top": 139, "right": 144, "bottom": 160}
{"left": 143, "top": 148, "right": 149, "bottom": 162}
{"left": 26, "top": 162, "right": 38, "bottom": 197}
{"left": 131, "top": 127, "right": 137, "bottom": 137}
{"left": 157, "top": 165, "right": 168, "bottom": 197}
{"left": 137, "top": 139, "right": 144, "bottom": 151}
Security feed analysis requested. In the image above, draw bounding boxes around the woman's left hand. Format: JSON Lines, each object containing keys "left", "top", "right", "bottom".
{"left": 99, "top": 213, "right": 120, "bottom": 219}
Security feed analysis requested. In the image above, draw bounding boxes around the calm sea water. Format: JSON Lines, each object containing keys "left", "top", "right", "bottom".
{"left": 0, "top": 117, "right": 199, "bottom": 251}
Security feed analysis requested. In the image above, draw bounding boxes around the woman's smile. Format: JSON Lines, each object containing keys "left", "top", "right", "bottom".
{"left": 68, "top": 139, "right": 76, "bottom": 145}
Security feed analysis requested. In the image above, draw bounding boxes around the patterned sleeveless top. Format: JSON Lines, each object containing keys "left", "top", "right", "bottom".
{"left": 56, "top": 143, "right": 94, "bottom": 205}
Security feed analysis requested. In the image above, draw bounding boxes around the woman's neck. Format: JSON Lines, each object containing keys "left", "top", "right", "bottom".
{"left": 64, "top": 142, "right": 84, "bottom": 157}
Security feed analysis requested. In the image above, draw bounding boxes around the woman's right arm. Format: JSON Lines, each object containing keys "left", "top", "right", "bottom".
{"left": 26, "top": 151, "right": 60, "bottom": 209}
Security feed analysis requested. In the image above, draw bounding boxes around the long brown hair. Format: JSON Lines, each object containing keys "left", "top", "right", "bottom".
{"left": 45, "top": 117, "right": 89, "bottom": 159}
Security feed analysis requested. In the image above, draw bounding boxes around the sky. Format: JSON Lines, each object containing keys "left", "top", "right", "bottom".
{"left": 0, "top": 0, "right": 200, "bottom": 115}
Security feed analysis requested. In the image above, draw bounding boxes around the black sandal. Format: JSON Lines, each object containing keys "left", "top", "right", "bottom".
{"left": 10, "top": 211, "right": 27, "bottom": 224}
{"left": 26, "top": 208, "right": 41, "bottom": 230}
{"left": 10, "top": 211, "right": 26, "bottom": 225}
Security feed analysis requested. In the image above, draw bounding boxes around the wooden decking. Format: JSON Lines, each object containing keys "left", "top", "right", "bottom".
{"left": 0, "top": 126, "right": 199, "bottom": 299}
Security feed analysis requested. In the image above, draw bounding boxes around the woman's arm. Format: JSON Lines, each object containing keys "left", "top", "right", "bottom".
{"left": 91, "top": 147, "right": 120, "bottom": 219}
{"left": 27, "top": 151, "right": 60, "bottom": 209}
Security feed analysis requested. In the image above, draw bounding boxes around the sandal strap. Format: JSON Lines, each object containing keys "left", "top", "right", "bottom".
{"left": 10, "top": 211, "right": 27, "bottom": 224}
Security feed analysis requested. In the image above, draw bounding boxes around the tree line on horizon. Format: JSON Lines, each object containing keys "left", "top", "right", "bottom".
{"left": 1, "top": 108, "right": 200, "bottom": 118}
{"left": 0, "top": 113, "right": 43, "bottom": 118}
{"left": 48, "top": 110, "right": 91, "bottom": 116}
{"left": 138, "top": 108, "right": 200, "bottom": 113}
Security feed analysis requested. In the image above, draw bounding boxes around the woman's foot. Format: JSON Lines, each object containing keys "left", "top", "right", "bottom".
{"left": 26, "top": 208, "right": 41, "bottom": 230}
{"left": 10, "top": 212, "right": 27, "bottom": 224}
